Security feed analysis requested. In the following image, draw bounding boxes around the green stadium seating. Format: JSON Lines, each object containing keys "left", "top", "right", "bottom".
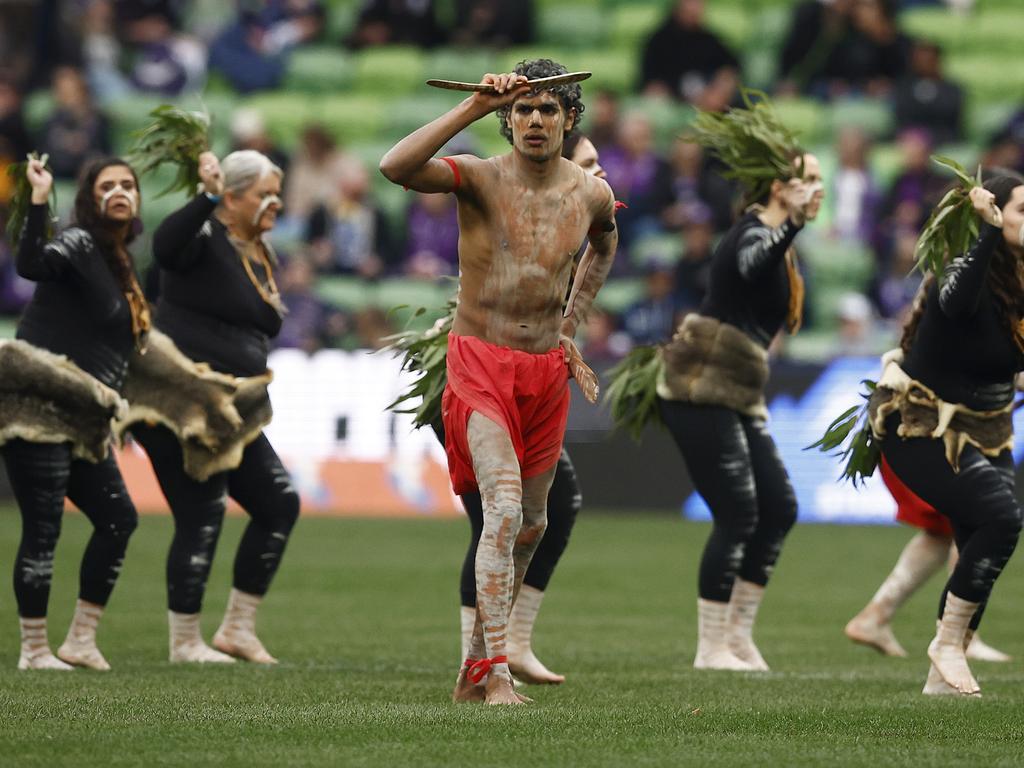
{"left": 621, "top": 96, "right": 695, "bottom": 149}
{"left": 376, "top": 278, "right": 450, "bottom": 328}
{"left": 425, "top": 49, "right": 496, "bottom": 84}
{"left": 802, "top": 235, "right": 873, "bottom": 292}
{"left": 0, "top": 317, "right": 18, "bottom": 340}
{"left": 829, "top": 98, "right": 893, "bottom": 140}
{"left": 22, "top": 91, "right": 54, "bottom": 135}
{"left": 595, "top": 278, "right": 645, "bottom": 314}
{"left": 324, "top": 0, "right": 358, "bottom": 43}
{"left": 387, "top": 94, "right": 461, "bottom": 139}
{"left": 315, "top": 275, "right": 375, "bottom": 311}
{"left": 353, "top": 46, "right": 426, "bottom": 96}
{"left": 772, "top": 97, "right": 827, "bottom": 145}
{"left": 608, "top": 3, "right": 663, "bottom": 52}
{"left": 967, "top": 100, "right": 1017, "bottom": 144}
{"left": 947, "top": 55, "right": 1024, "bottom": 106}
{"left": 537, "top": 4, "right": 608, "bottom": 48}
{"left": 584, "top": 47, "right": 639, "bottom": 95}
{"left": 868, "top": 142, "right": 904, "bottom": 190}
{"left": 285, "top": 46, "right": 354, "bottom": 93}
{"left": 900, "top": 7, "right": 961, "bottom": 51}
{"left": 704, "top": 3, "right": 752, "bottom": 52}
{"left": 630, "top": 231, "right": 682, "bottom": 268}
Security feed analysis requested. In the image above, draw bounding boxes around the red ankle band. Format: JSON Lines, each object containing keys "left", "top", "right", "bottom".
{"left": 467, "top": 655, "right": 508, "bottom": 684}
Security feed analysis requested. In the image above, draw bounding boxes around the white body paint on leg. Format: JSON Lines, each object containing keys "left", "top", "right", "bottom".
{"left": 57, "top": 599, "right": 110, "bottom": 671}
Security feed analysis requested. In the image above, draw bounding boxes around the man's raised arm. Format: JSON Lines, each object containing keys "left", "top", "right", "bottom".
{"left": 379, "top": 73, "right": 529, "bottom": 193}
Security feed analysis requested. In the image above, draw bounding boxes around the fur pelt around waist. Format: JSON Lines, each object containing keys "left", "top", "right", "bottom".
{"left": 114, "top": 330, "right": 273, "bottom": 482}
{"left": 868, "top": 351, "right": 1014, "bottom": 472}
{"left": 0, "top": 339, "right": 127, "bottom": 462}
{"left": 655, "top": 313, "right": 770, "bottom": 419}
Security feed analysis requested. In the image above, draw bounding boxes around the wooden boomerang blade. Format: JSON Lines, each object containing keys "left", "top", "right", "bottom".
{"left": 426, "top": 72, "right": 592, "bottom": 92}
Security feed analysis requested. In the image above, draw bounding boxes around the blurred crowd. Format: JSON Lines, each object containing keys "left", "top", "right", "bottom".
{"left": 0, "top": 0, "right": 1019, "bottom": 362}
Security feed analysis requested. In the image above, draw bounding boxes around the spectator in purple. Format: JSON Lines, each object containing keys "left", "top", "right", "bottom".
{"left": 38, "top": 66, "right": 112, "bottom": 180}
{"left": 600, "top": 111, "right": 673, "bottom": 257}
{"left": 404, "top": 192, "right": 459, "bottom": 280}
{"left": 306, "top": 155, "right": 397, "bottom": 278}
{"left": 893, "top": 40, "right": 963, "bottom": 145}
{"left": 831, "top": 126, "right": 881, "bottom": 244}
{"left": 349, "top": 0, "right": 445, "bottom": 48}
{"left": 0, "top": 210, "right": 33, "bottom": 316}
{"left": 450, "top": 0, "right": 534, "bottom": 48}
{"left": 639, "top": 0, "right": 739, "bottom": 105}
{"left": 209, "top": 0, "right": 325, "bottom": 93}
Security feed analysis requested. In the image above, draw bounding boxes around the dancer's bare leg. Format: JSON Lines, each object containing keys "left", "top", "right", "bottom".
{"left": 456, "top": 413, "right": 526, "bottom": 705}
{"left": 845, "top": 531, "right": 948, "bottom": 656}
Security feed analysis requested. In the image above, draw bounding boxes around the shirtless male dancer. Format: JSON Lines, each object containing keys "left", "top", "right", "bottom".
{"left": 380, "top": 59, "right": 618, "bottom": 705}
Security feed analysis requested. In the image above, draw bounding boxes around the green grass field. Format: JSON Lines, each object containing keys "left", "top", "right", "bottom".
{"left": 0, "top": 510, "right": 1022, "bottom": 766}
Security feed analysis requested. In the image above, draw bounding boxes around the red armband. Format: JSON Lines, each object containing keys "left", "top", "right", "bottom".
{"left": 442, "top": 156, "right": 461, "bottom": 193}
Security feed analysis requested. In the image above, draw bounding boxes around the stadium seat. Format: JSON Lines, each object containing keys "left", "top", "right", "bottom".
{"left": 0, "top": 317, "right": 17, "bottom": 340}
{"left": 900, "top": 7, "right": 962, "bottom": 53}
{"left": 595, "top": 278, "right": 645, "bottom": 314}
{"left": 622, "top": 96, "right": 695, "bottom": 148}
{"left": 315, "top": 275, "right": 376, "bottom": 311}
{"left": 829, "top": 98, "right": 893, "bottom": 141}
{"left": 772, "top": 97, "right": 827, "bottom": 145}
{"left": 584, "top": 47, "right": 639, "bottom": 95}
{"left": 608, "top": 3, "right": 663, "bottom": 52}
{"left": 946, "top": 55, "right": 1024, "bottom": 106}
{"left": 630, "top": 232, "right": 683, "bottom": 268}
{"left": 802, "top": 235, "right": 874, "bottom": 292}
{"left": 324, "top": 0, "right": 358, "bottom": 43}
{"left": 353, "top": 47, "right": 426, "bottom": 96}
{"left": 868, "top": 142, "right": 904, "bottom": 190}
{"left": 705, "top": 3, "right": 753, "bottom": 52}
{"left": 375, "top": 278, "right": 450, "bottom": 329}
{"left": 537, "top": 4, "right": 608, "bottom": 48}
{"left": 425, "top": 49, "right": 496, "bottom": 84}
{"left": 22, "top": 91, "right": 54, "bottom": 135}
{"left": 284, "top": 46, "right": 354, "bottom": 93}
{"left": 966, "top": 100, "right": 1017, "bottom": 144}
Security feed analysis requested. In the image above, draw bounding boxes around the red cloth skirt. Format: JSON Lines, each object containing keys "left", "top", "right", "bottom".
{"left": 441, "top": 333, "right": 570, "bottom": 495}
{"left": 879, "top": 454, "right": 954, "bottom": 537}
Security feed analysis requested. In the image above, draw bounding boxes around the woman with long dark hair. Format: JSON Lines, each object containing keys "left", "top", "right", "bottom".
{"left": 868, "top": 175, "right": 1024, "bottom": 696}
{"left": 131, "top": 149, "right": 299, "bottom": 665}
{"left": 1, "top": 156, "right": 148, "bottom": 670}
{"left": 654, "top": 152, "right": 824, "bottom": 671}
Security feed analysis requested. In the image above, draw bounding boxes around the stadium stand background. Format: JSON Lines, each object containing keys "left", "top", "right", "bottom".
{"left": 2, "top": 0, "right": 1024, "bottom": 362}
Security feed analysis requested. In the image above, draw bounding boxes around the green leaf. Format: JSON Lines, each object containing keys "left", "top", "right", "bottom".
{"left": 5, "top": 152, "right": 58, "bottom": 249}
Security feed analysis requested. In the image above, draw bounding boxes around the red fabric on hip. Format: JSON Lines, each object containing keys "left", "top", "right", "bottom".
{"left": 879, "top": 454, "right": 954, "bottom": 537}
{"left": 441, "top": 333, "right": 570, "bottom": 495}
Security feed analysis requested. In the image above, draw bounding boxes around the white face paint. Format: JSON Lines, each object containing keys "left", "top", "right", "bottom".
{"left": 1018, "top": 220, "right": 1024, "bottom": 248}
{"left": 100, "top": 184, "right": 139, "bottom": 216}
{"left": 252, "top": 194, "right": 282, "bottom": 226}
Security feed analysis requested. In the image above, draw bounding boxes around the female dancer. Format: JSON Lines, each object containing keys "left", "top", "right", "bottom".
{"left": 868, "top": 177, "right": 1024, "bottom": 695}
{"left": 2, "top": 156, "right": 148, "bottom": 670}
{"left": 653, "top": 150, "right": 823, "bottom": 671}
{"left": 393, "top": 133, "right": 606, "bottom": 685}
{"left": 132, "top": 149, "right": 299, "bottom": 664}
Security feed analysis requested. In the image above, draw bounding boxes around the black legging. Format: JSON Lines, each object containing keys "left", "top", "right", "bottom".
{"left": 459, "top": 450, "right": 581, "bottom": 607}
{"left": 131, "top": 423, "right": 300, "bottom": 614}
{"left": 880, "top": 412, "right": 1022, "bottom": 630}
{"left": 3, "top": 439, "right": 138, "bottom": 618}
{"left": 658, "top": 399, "right": 798, "bottom": 602}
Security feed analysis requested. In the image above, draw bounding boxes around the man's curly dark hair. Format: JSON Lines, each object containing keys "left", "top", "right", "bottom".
{"left": 496, "top": 58, "right": 585, "bottom": 146}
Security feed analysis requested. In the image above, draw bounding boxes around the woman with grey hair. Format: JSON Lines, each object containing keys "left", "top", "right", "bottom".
{"left": 131, "top": 149, "right": 300, "bottom": 665}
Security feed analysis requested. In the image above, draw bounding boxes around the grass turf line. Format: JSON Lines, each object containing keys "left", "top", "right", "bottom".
{"left": 0, "top": 511, "right": 1022, "bottom": 767}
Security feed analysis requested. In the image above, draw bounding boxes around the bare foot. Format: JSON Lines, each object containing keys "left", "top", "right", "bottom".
{"left": 966, "top": 634, "right": 1012, "bottom": 663}
{"left": 485, "top": 672, "right": 528, "bottom": 705}
{"left": 18, "top": 648, "right": 74, "bottom": 671}
{"left": 509, "top": 648, "right": 565, "bottom": 685}
{"left": 57, "top": 641, "right": 111, "bottom": 671}
{"left": 213, "top": 629, "right": 278, "bottom": 664}
{"left": 694, "top": 647, "right": 755, "bottom": 671}
{"left": 844, "top": 610, "right": 907, "bottom": 657}
{"left": 928, "top": 636, "right": 980, "bottom": 695}
{"left": 922, "top": 663, "right": 972, "bottom": 696}
{"left": 451, "top": 668, "right": 486, "bottom": 703}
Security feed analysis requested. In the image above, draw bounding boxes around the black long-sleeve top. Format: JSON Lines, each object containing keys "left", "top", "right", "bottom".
{"left": 903, "top": 224, "right": 1024, "bottom": 412}
{"left": 15, "top": 204, "right": 135, "bottom": 391}
{"left": 699, "top": 211, "right": 802, "bottom": 348}
{"left": 151, "top": 195, "right": 283, "bottom": 377}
